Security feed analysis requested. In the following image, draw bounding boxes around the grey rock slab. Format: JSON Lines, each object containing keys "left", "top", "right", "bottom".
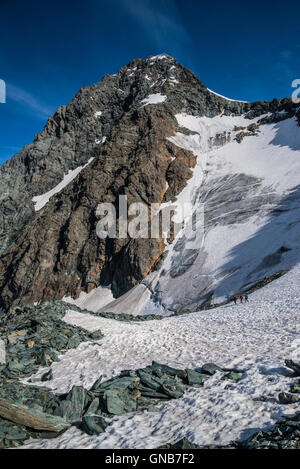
{"left": 186, "top": 369, "right": 208, "bottom": 385}
{"left": 41, "top": 369, "right": 53, "bottom": 382}
{"left": 0, "top": 398, "right": 70, "bottom": 432}
{"left": 104, "top": 389, "right": 137, "bottom": 415}
{"left": 137, "top": 370, "right": 162, "bottom": 391}
{"left": 85, "top": 398, "right": 100, "bottom": 416}
{"left": 278, "top": 392, "right": 300, "bottom": 405}
{"left": 201, "top": 363, "right": 224, "bottom": 375}
{"left": 80, "top": 415, "right": 107, "bottom": 436}
{"left": 151, "top": 362, "right": 187, "bottom": 380}
{"left": 285, "top": 359, "right": 300, "bottom": 376}
{"left": 65, "top": 386, "right": 88, "bottom": 421}
{"left": 99, "top": 376, "right": 140, "bottom": 391}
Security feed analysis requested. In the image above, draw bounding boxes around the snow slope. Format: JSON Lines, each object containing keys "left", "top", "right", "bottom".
{"left": 23, "top": 263, "right": 300, "bottom": 449}
{"left": 63, "top": 285, "right": 114, "bottom": 313}
{"left": 32, "top": 158, "right": 94, "bottom": 211}
{"left": 97, "top": 114, "right": 300, "bottom": 315}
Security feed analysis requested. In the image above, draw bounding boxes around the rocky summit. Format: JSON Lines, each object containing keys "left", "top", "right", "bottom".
{"left": 0, "top": 54, "right": 299, "bottom": 315}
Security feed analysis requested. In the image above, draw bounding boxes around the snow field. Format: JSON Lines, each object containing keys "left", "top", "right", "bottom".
{"left": 23, "top": 264, "right": 300, "bottom": 448}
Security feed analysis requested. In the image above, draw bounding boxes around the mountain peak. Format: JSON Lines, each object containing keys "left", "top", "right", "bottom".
{"left": 147, "top": 53, "right": 176, "bottom": 61}
{"left": 0, "top": 56, "right": 299, "bottom": 313}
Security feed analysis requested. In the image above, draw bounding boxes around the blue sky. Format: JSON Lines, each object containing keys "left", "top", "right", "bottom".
{"left": 0, "top": 0, "right": 300, "bottom": 165}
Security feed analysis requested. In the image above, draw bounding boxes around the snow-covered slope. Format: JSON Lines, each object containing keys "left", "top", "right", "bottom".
{"left": 96, "top": 114, "right": 300, "bottom": 315}
{"left": 32, "top": 158, "right": 94, "bottom": 211}
{"left": 63, "top": 285, "right": 114, "bottom": 313}
{"left": 22, "top": 263, "right": 300, "bottom": 448}
{"left": 207, "top": 87, "right": 249, "bottom": 103}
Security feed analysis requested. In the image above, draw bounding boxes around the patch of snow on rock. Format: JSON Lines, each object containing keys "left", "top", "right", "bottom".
{"left": 141, "top": 93, "right": 167, "bottom": 106}
{"left": 149, "top": 54, "right": 169, "bottom": 62}
{"left": 207, "top": 87, "right": 249, "bottom": 103}
{"left": 32, "top": 158, "right": 94, "bottom": 211}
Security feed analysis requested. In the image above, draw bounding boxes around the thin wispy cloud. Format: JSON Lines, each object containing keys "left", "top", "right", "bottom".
{"left": 6, "top": 83, "right": 52, "bottom": 118}
{"left": 275, "top": 47, "right": 300, "bottom": 83}
{"left": 279, "top": 50, "right": 293, "bottom": 60}
{"left": 120, "top": 0, "right": 192, "bottom": 53}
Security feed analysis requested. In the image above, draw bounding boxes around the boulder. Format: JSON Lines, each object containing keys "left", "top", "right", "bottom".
{"left": 65, "top": 386, "right": 88, "bottom": 421}
{"left": 138, "top": 385, "right": 171, "bottom": 399}
{"left": 146, "top": 405, "right": 160, "bottom": 413}
{"left": 224, "top": 371, "right": 243, "bottom": 382}
{"left": 151, "top": 362, "right": 187, "bottom": 380}
{"left": 0, "top": 418, "right": 28, "bottom": 441}
{"left": 54, "top": 401, "right": 76, "bottom": 423}
{"left": 201, "top": 363, "right": 223, "bottom": 375}
{"left": 99, "top": 376, "right": 139, "bottom": 391}
{"left": 104, "top": 389, "right": 137, "bottom": 415}
{"left": 278, "top": 392, "right": 300, "bottom": 405}
{"left": 85, "top": 398, "right": 100, "bottom": 416}
{"left": 41, "top": 369, "right": 53, "bottom": 382}
{"left": 120, "top": 370, "right": 138, "bottom": 377}
{"left": 160, "top": 380, "right": 185, "bottom": 399}
{"left": 165, "top": 438, "right": 200, "bottom": 449}
{"left": 80, "top": 416, "right": 107, "bottom": 436}
{"left": 137, "top": 370, "right": 162, "bottom": 391}
{"left": 0, "top": 398, "right": 70, "bottom": 432}
{"left": 290, "top": 381, "right": 300, "bottom": 394}
{"left": 285, "top": 360, "right": 300, "bottom": 376}
{"left": 186, "top": 370, "right": 207, "bottom": 385}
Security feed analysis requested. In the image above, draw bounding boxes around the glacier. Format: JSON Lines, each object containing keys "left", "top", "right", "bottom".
{"left": 96, "top": 114, "right": 300, "bottom": 316}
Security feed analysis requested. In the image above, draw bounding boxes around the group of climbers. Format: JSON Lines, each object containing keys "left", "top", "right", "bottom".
{"left": 233, "top": 294, "right": 249, "bottom": 305}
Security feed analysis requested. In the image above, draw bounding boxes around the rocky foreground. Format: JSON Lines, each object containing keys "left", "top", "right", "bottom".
{"left": 0, "top": 302, "right": 299, "bottom": 449}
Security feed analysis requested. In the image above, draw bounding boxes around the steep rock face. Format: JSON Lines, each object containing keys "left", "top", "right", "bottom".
{"left": 0, "top": 108, "right": 189, "bottom": 309}
{"left": 0, "top": 54, "right": 299, "bottom": 312}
